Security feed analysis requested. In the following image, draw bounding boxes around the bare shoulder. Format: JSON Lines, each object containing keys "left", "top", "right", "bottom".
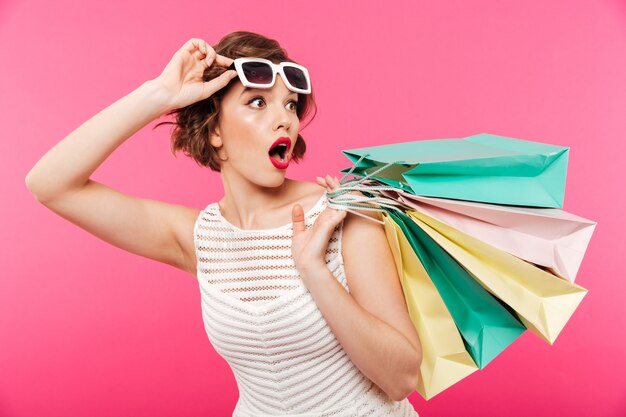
{"left": 339, "top": 191, "right": 422, "bottom": 352}
{"left": 171, "top": 204, "right": 202, "bottom": 277}
{"left": 288, "top": 179, "right": 327, "bottom": 210}
{"left": 339, "top": 189, "right": 390, "bottom": 293}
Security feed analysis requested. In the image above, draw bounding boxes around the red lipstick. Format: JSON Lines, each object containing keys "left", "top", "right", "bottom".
{"left": 268, "top": 137, "right": 292, "bottom": 169}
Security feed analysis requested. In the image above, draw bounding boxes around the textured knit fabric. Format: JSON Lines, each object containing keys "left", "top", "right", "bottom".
{"left": 193, "top": 191, "right": 419, "bottom": 417}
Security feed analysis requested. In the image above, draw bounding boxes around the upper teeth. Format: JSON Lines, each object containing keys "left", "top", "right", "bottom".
{"left": 270, "top": 143, "right": 288, "bottom": 162}
{"left": 272, "top": 143, "right": 288, "bottom": 154}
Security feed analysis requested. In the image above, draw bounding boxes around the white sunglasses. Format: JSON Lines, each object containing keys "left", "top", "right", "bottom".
{"left": 228, "top": 57, "right": 312, "bottom": 94}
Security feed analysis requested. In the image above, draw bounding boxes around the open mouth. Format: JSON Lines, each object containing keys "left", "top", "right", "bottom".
{"left": 268, "top": 137, "right": 292, "bottom": 165}
{"left": 268, "top": 143, "right": 289, "bottom": 162}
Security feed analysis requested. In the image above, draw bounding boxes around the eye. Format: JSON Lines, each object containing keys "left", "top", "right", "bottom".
{"left": 287, "top": 99, "right": 298, "bottom": 111}
{"left": 247, "top": 96, "right": 298, "bottom": 111}
{"left": 247, "top": 96, "right": 265, "bottom": 108}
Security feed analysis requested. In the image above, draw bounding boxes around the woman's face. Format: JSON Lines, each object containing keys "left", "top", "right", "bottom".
{"left": 211, "top": 73, "right": 301, "bottom": 189}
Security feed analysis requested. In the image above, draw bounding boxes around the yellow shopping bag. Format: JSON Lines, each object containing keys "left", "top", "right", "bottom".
{"left": 405, "top": 210, "right": 588, "bottom": 344}
{"left": 382, "top": 212, "right": 478, "bottom": 399}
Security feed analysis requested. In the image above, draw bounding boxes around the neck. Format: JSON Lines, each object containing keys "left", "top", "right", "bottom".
{"left": 218, "top": 171, "right": 293, "bottom": 229}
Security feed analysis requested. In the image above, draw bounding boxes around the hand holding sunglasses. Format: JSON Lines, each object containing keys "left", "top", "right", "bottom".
{"left": 151, "top": 38, "right": 239, "bottom": 112}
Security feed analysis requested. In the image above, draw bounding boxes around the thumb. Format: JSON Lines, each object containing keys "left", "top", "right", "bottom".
{"left": 292, "top": 204, "right": 305, "bottom": 233}
{"left": 201, "top": 70, "right": 238, "bottom": 100}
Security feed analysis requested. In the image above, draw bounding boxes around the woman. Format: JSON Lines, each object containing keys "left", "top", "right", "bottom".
{"left": 25, "top": 31, "right": 422, "bottom": 416}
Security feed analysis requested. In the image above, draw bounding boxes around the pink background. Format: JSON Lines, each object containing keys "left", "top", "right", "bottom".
{"left": 2, "top": 0, "right": 625, "bottom": 416}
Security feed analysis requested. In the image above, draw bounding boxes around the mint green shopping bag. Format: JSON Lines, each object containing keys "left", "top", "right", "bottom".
{"left": 340, "top": 133, "right": 569, "bottom": 208}
{"left": 388, "top": 209, "right": 526, "bottom": 369}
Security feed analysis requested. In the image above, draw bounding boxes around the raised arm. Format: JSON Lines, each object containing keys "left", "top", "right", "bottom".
{"left": 25, "top": 38, "right": 237, "bottom": 275}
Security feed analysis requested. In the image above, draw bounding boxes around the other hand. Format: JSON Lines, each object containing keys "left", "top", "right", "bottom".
{"left": 291, "top": 175, "right": 347, "bottom": 280}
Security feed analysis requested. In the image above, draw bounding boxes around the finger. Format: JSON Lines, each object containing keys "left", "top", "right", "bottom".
{"left": 316, "top": 176, "right": 327, "bottom": 187}
{"left": 194, "top": 41, "right": 208, "bottom": 57}
{"left": 325, "top": 175, "right": 339, "bottom": 191}
{"left": 321, "top": 177, "right": 333, "bottom": 193}
{"left": 314, "top": 207, "right": 347, "bottom": 240}
{"left": 214, "top": 53, "right": 235, "bottom": 68}
{"left": 180, "top": 38, "right": 211, "bottom": 64}
{"left": 200, "top": 69, "right": 238, "bottom": 99}
{"left": 199, "top": 70, "right": 237, "bottom": 100}
{"left": 203, "top": 48, "right": 216, "bottom": 67}
{"left": 192, "top": 49, "right": 206, "bottom": 62}
{"left": 292, "top": 204, "right": 305, "bottom": 233}
{"left": 182, "top": 38, "right": 207, "bottom": 54}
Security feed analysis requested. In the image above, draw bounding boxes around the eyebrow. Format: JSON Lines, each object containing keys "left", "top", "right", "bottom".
{"left": 239, "top": 87, "right": 298, "bottom": 99}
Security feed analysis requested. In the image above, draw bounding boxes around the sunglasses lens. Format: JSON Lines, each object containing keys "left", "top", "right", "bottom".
{"left": 283, "top": 66, "right": 309, "bottom": 91}
{"left": 241, "top": 61, "right": 273, "bottom": 84}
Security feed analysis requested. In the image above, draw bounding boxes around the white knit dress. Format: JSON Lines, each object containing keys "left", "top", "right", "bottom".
{"left": 193, "top": 192, "right": 419, "bottom": 417}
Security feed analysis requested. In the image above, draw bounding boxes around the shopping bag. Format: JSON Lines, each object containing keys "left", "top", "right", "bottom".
{"left": 381, "top": 211, "right": 478, "bottom": 400}
{"left": 405, "top": 209, "right": 588, "bottom": 344}
{"left": 379, "top": 189, "right": 596, "bottom": 282}
{"left": 340, "top": 133, "right": 569, "bottom": 208}
{"left": 387, "top": 209, "right": 526, "bottom": 369}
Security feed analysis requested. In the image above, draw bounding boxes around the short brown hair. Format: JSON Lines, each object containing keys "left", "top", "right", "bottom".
{"left": 155, "top": 31, "right": 317, "bottom": 171}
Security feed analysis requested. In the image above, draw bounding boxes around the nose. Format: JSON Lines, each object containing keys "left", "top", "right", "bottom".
{"left": 272, "top": 100, "right": 292, "bottom": 132}
{"left": 271, "top": 76, "right": 294, "bottom": 132}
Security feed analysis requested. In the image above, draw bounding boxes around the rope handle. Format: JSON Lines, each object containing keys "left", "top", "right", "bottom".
{"left": 325, "top": 154, "right": 412, "bottom": 225}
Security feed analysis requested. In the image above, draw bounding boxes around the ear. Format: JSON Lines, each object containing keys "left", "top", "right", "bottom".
{"left": 209, "top": 127, "right": 222, "bottom": 148}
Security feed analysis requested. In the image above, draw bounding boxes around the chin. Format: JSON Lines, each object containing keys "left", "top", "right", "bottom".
{"left": 270, "top": 174, "right": 289, "bottom": 187}
{"left": 254, "top": 173, "right": 288, "bottom": 189}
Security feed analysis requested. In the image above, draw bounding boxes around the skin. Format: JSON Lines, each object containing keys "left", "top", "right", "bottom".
{"left": 204, "top": 58, "right": 353, "bottom": 274}
{"left": 184, "top": 45, "right": 422, "bottom": 401}
{"left": 208, "top": 65, "right": 324, "bottom": 236}
{"left": 25, "top": 38, "right": 422, "bottom": 402}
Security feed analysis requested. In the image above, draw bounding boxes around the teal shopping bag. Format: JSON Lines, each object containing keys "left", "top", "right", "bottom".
{"left": 387, "top": 209, "right": 526, "bottom": 369}
{"left": 340, "top": 133, "right": 569, "bottom": 208}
